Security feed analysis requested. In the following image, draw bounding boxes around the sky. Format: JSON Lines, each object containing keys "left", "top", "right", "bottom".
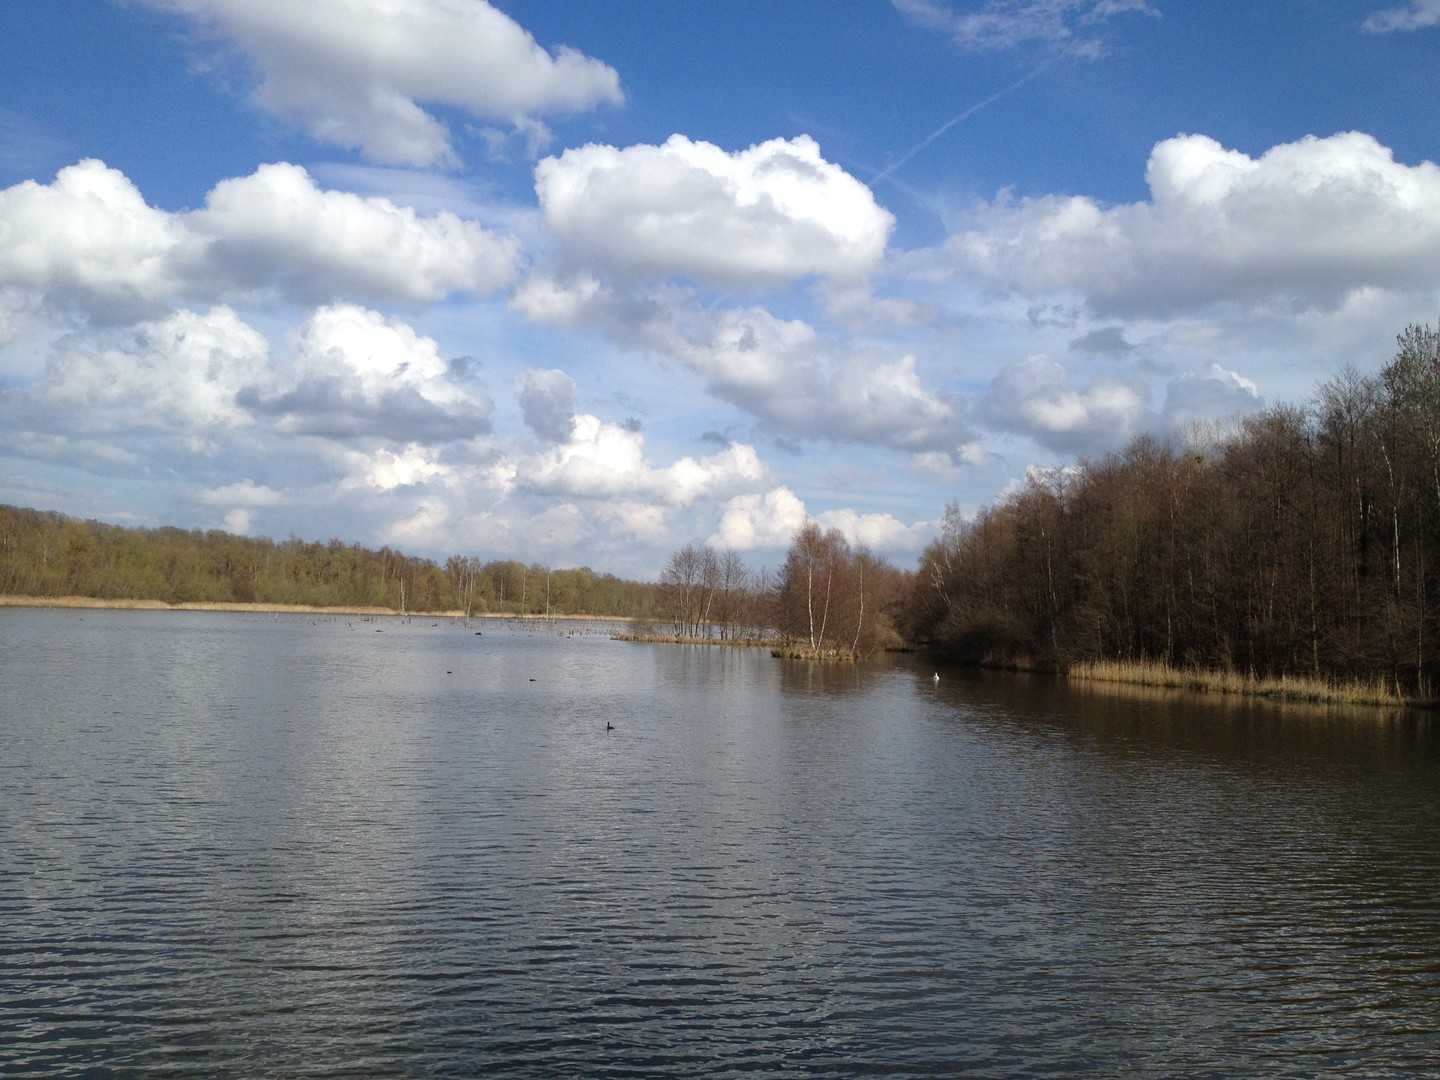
{"left": 2, "top": 1, "right": 1439, "bottom": 580}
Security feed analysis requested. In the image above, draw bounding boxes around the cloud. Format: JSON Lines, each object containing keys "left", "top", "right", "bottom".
{"left": 222, "top": 508, "right": 254, "bottom": 534}
{"left": 0, "top": 160, "right": 518, "bottom": 323}
{"left": 24, "top": 302, "right": 496, "bottom": 504}
{"left": 535, "top": 134, "right": 894, "bottom": 286}
{"left": 136, "top": 0, "right": 623, "bottom": 166}
{"left": 508, "top": 273, "right": 604, "bottom": 327}
{"left": 519, "top": 413, "right": 766, "bottom": 505}
{"left": 244, "top": 304, "right": 493, "bottom": 442}
{"left": 516, "top": 368, "right": 577, "bottom": 442}
{"left": 198, "top": 479, "right": 287, "bottom": 508}
{"left": 977, "top": 354, "right": 1150, "bottom": 455}
{"left": 517, "top": 133, "right": 967, "bottom": 462}
{"left": 1363, "top": 1, "right": 1440, "bottom": 32}
{"left": 380, "top": 496, "right": 453, "bottom": 549}
{"left": 1069, "top": 325, "right": 1134, "bottom": 354}
{"left": 1161, "top": 362, "right": 1262, "bottom": 431}
{"left": 944, "top": 132, "right": 1440, "bottom": 317}
{"left": 195, "top": 163, "right": 520, "bottom": 303}
{"left": 514, "top": 277, "right": 971, "bottom": 456}
{"left": 0, "top": 287, "right": 43, "bottom": 350}
{"left": 707, "top": 484, "right": 934, "bottom": 557}
{"left": 893, "top": 0, "right": 1158, "bottom": 59}
{"left": 710, "top": 486, "right": 809, "bottom": 550}
{"left": 341, "top": 443, "right": 451, "bottom": 492}
{"left": 0, "top": 159, "right": 193, "bottom": 320}
{"left": 974, "top": 355, "right": 1268, "bottom": 455}
{"left": 818, "top": 280, "right": 932, "bottom": 330}
{"left": 649, "top": 304, "right": 967, "bottom": 453}
{"left": 41, "top": 306, "right": 269, "bottom": 430}
{"left": 813, "top": 507, "right": 935, "bottom": 552}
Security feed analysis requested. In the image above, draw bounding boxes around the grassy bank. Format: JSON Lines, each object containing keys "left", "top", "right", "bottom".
{"left": 1067, "top": 657, "right": 1417, "bottom": 708}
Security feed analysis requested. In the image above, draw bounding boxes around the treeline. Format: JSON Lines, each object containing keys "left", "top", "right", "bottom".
{"left": 12, "top": 321, "right": 1435, "bottom": 686}
{"left": 653, "top": 542, "right": 770, "bottom": 640}
{"left": 0, "top": 505, "right": 658, "bottom": 618}
{"left": 650, "top": 526, "right": 910, "bottom": 658}
{"left": 908, "top": 323, "right": 1440, "bottom": 696}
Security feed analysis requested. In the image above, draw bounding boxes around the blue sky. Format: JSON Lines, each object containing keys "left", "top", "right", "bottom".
{"left": 2, "top": 1, "right": 1439, "bottom": 579}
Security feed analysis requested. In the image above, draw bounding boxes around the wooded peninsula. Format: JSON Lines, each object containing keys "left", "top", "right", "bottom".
{"left": 5, "top": 324, "right": 1437, "bottom": 705}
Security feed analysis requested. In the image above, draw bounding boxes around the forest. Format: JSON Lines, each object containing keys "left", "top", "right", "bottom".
{"left": 907, "top": 323, "right": 1440, "bottom": 697}
{"left": 5, "top": 322, "right": 1437, "bottom": 694}
{"left": 644, "top": 529, "right": 910, "bottom": 659}
{"left": 0, "top": 506, "right": 658, "bottom": 619}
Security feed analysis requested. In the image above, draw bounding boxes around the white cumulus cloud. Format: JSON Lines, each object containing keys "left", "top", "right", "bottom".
{"left": 195, "top": 162, "right": 520, "bottom": 303}
{"left": 515, "top": 278, "right": 969, "bottom": 456}
{"left": 520, "top": 414, "right": 766, "bottom": 505}
{"left": 136, "top": 0, "right": 623, "bottom": 166}
{"left": 246, "top": 304, "right": 493, "bottom": 442}
{"left": 292, "top": 304, "right": 457, "bottom": 400}
{"left": 41, "top": 305, "right": 270, "bottom": 430}
{"left": 535, "top": 134, "right": 894, "bottom": 286}
{"left": 198, "top": 479, "right": 288, "bottom": 506}
{"left": 947, "top": 131, "right": 1440, "bottom": 317}
{"left": 0, "top": 160, "right": 518, "bottom": 323}
{"left": 0, "top": 159, "right": 194, "bottom": 320}
{"left": 341, "top": 443, "right": 451, "bottom": 492}
{"left": 710, "top": 486, "right": 809, "bottom": 551}
{"left": 977, "top": 354, "right": 1150, "bottom": 454}
{"left": 814, "top": 507, "right": 934, "bottom": 553}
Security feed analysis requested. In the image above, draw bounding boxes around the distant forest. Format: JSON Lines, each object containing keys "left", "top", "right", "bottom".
{"left": 0, "top": 506, "right": 659, "bottom": 619}
{"left": 6, "top": 322, "right": 1438, "bottom": 694}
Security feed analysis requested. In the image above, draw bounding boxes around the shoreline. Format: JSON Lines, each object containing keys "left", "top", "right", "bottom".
{"left": 11, "top": 594, "right": 1425, "bottom": 708}
{"left": 1066, "top": 657, "right": 1433, "bottom": 710}
{"left": 0, "top": 595, "right": 631, "bottom": 621}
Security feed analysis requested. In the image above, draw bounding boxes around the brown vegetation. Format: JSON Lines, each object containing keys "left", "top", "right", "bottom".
{"left": 1068, "top": 658, "right": 1409, "bottom": 708}
{"left": 0, "top": 595, "right": 399, "bottom": 615}
{"left": 654, "top": 543, "right": 771, "bottom": 641}
{"left": 772, "top": 523, "right": 908, "bottom": 659}
{"left": 646, "top": 525, "right": 911, "bottom": 660}
{"left": 908, "top": 322, "right": 1440, "bottom": 698}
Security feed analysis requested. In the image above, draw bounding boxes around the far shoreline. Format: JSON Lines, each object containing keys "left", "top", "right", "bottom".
{"left": 0, "top": 595, "right": 631, "bottom": 621}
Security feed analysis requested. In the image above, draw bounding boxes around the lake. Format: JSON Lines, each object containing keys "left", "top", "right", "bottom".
{"left": 3, "top": 608, "right": 1439, "bottom": 1077}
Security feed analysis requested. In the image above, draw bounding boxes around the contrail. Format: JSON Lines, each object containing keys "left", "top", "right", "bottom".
{"left": 872, "top": 59, "right": 1055, "bottom": 184}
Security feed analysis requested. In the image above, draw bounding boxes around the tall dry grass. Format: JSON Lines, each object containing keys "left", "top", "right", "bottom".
{"left": 0, "top": 596, "right": 640, "bottom": 620}
{"left": 1067, "top": 657, "right": 1408, "bottom": 708}
{"left": 0, "top": 595, "right": 407, "bottom": 616}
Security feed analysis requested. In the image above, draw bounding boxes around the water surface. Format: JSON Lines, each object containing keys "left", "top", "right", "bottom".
{"left": 3, "top": 609, "right": 1439, "bottom": 1076}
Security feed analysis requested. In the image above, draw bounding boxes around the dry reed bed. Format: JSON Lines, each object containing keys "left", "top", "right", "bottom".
{"left": 1, "top": 595, "right": 429, "bottom": 616}
{"left": 1068, "top": 658, "right": 1411, "bottom": 708}
{"left": 0, "top": 596, "right": 637, "bottom": 620}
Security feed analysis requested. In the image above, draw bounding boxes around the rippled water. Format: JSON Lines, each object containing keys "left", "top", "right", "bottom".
{"left": 3, "top": 608, "right": 1440, "bottom": 1077}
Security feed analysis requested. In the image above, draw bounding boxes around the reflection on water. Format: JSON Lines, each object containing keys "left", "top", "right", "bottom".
{"left": 3, "top": 609, "right": 1439, "bottom": 1077}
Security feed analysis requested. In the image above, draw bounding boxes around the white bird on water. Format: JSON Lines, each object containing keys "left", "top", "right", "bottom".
{"left": 933, "top": 673, "right": 940, "bottom": 682}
